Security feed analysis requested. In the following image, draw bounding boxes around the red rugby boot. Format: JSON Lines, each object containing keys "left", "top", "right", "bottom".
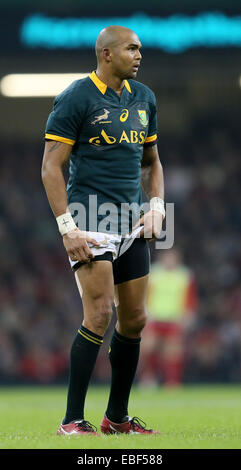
{"left": 100, "top": 415, "right": 160, "bottom": 435}
{"left": 57, "top": 419, "right": 100, "bottom": 436}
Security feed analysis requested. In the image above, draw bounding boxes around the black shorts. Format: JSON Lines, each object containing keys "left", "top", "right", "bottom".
{"left": 73, "top": 237, "right": 150, "bottom": 284}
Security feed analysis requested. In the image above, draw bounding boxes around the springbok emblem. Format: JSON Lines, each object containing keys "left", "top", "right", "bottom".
{"left": 91, "top": 109, "right": 110, "bottom": 125}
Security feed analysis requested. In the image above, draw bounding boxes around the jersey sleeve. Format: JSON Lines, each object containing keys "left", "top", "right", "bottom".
{"left": 144, "top": 92, "right": 158, "bottom": 147}
{"left": 45, "top": 84, "right": 82, "bottom": 145}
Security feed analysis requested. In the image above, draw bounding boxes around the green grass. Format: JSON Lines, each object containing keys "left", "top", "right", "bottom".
{"left": 0, "top": 385, "right": 240, "bottom": 449}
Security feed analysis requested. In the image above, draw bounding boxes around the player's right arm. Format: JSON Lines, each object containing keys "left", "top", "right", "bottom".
{"left": 41, "top": 140, "right": 99, "bottom": 263}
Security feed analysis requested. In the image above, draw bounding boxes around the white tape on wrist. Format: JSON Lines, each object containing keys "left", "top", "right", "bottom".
{"left": 150, "top": 197, "right": 166, "bottom": 218}
{"left": 56, "top": 212, "right": 77, "bottom": 236}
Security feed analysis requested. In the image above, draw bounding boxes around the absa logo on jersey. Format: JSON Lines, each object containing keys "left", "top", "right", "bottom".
{"left": 89, "top": 129, "right": 146, "bottom": 146}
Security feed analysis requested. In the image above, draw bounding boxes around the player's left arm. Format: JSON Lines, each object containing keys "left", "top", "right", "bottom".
{"left": 141, "top": 143, "right": 164, "bottom": 201}
{"left": 134, "top": 144, "right": 164, "bottom": 239}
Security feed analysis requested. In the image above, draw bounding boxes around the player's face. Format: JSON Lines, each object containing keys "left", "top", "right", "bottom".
{"left": 111, "top": 32, "right": 142, "bottom": 79}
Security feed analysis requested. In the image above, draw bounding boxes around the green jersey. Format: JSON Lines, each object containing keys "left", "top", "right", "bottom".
{"left": 45, "top": 71, "right": 157, "bottom": 234}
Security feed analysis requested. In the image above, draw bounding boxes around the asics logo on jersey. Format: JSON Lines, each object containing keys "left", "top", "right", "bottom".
{"left": 89, "top": 129, "right": 146, "bottom": 146}
{"left": 91, "top": 109, "right": 110, "bottom": 125}
{"left": 120, "top": 109, "right": 129, "bottom": 122}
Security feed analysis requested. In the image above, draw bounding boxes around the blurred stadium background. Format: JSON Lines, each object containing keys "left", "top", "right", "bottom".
{"left": 0, "top": 0, "right": 240, "bottom": 387}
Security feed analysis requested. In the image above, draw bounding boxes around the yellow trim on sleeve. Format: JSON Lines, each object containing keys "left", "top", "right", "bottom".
{"left": 145, "top": 133, "right": 157, "bottom": 143}
{"left": 45, "top": 133, "right": 75, "bottom": 145}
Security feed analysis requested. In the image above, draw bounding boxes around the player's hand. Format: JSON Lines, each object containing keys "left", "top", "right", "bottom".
{"left": 133, "top": 210, "right": 163, "bottom": 241}
{"left": 63, "top": 228, "right": 100, "bottom": 263}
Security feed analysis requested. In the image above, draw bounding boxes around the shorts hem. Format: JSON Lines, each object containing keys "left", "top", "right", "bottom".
{"left": 72, "top": 251, "right": 113, "bottom": 271}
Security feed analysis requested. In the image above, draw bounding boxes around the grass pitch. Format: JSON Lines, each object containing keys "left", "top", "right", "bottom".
{"left": 0, "top": 385, "right": 240, "bottom": 449}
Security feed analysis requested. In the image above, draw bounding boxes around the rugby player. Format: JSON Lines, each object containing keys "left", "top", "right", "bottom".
{"left": 41, "top": 25, "right": 165, "bottom": 435}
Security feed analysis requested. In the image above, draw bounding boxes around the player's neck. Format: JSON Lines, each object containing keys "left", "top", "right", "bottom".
{"left": 95, "top": 68, "right": 125, "bottom": 96}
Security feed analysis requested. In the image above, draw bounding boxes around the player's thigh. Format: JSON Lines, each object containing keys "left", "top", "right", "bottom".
{"left": 115, "top": 274, "right": 149, "bottom": 336}
{"left": 75, "top": 260, "right": 115, "bottom": 330}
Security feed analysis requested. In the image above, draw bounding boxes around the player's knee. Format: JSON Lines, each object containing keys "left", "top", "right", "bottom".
{"left": 121, "top": 309, "right": 147, "bottom": 337}
{"left": 134, "top": 311, "right": 147, "bottom": 335}
{"left": 91, "top": 295, "right": 114, "bottom": 329}
{"left": 95, "top": 295, "right": 113, "bottom": 313}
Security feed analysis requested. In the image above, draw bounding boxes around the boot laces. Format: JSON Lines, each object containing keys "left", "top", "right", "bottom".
{"left": 129, "top": 416, "right": 152, "bottom": 432}
{"left": 76, "top": 420, "right": 97, "bottom": 432}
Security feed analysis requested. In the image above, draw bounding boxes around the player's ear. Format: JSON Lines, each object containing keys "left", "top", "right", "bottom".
{"left": 102, "top": 47, "right": 112, "bottom": 62}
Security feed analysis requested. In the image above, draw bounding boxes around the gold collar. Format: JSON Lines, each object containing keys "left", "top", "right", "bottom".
{"left": 89, "top": 71, "right": 132, "bottom": 95}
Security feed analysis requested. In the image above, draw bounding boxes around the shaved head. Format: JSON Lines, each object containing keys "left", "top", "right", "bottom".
{"left": 95, "top": 25, "right": 142, "bottom": 81}
{"left": 95, "top": 25, "right": 139, "bottom": 62}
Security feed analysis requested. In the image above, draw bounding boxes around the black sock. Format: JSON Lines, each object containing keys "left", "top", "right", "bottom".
{"left": 62, "top": 325, "right": 103, "bottom": 424}
{"left": 105, "top": 329, "right": 141, "bottom": 423}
